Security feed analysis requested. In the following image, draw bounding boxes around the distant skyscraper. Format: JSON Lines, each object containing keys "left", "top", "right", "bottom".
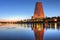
{"left": 32, "top": 2, "right": 44, "bottom": 19}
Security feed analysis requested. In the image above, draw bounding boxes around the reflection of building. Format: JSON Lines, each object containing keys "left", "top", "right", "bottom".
{"left": 45, "top": 23, "right": 60, "bottom": 31}
{"left": 32, "top": 23, "right": 44, "bottom": 40}
{"left": 32, "top": 2, "right": 44, "bottom": 19}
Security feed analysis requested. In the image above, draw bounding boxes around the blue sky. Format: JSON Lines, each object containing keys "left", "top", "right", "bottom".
{"left": 0, "top": 0, "right": 60, "bottom": 20}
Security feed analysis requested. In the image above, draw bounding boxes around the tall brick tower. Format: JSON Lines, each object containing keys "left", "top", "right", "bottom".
{"left": 32, "top": 1, "right": 44, "bottom": 19}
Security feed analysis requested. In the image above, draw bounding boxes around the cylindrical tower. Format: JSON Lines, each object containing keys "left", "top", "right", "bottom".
{"left": 32, "top": 1, "right": 44, "bottom": 19}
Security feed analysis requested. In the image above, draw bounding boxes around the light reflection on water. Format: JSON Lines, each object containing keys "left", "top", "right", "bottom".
{"left": 0, "top": 24, "right": 34, "bottom": 40}
{"left": 0, "top": 23, "right": 60, "bottom": 40}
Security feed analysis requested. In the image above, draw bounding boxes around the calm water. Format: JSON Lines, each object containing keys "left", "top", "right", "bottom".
{"left": 0, "top": 23, "right": 60, "bottom": 40}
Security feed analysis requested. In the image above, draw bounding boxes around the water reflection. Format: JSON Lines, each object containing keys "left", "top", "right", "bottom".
{"left": 0, "top": 23, "right": 60, "bottom": 40}
{"left": 44, "top": 23, "right": 60, "bottom": 40}
{"left": 45, "top": 23, "right": 60, "bottom": 31}
{"left": 31, "top": 23, "right": 44, "bottom": 40}
{"left": 0, "top": 24, "right": 34, "bottom": 40}
{"left": 31, "top": 23, "right": 60, "bottom": 40}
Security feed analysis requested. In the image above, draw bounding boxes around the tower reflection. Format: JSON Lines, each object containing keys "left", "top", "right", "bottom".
{"left": 31, "top": 23, "right": 44, "bottom": 40}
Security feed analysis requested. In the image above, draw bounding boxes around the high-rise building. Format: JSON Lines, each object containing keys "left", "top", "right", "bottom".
{"left": 32, "top": 2, "right": 44, "bottom": 19}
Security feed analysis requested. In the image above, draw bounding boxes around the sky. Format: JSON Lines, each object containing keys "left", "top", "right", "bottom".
{"left": 0, "top": 0, "right": 60, "bottom": 20}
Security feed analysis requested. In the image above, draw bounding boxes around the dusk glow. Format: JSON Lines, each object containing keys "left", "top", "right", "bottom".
{"left": 0, "top": 0, "right": 60, "bottom": 20}
{"left": 0, "top": 0, "right": 60, "bottom": 40}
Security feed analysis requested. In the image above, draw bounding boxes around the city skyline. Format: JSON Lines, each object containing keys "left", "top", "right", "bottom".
{"left": 0, "top": 0, "right": 60, "bottom": 21}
